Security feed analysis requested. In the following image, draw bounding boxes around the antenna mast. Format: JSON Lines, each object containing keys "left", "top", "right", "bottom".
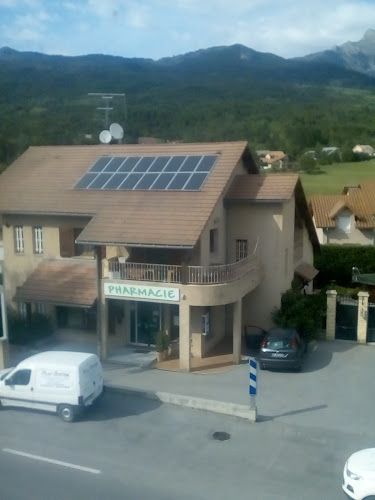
{"left": 88, "top": 92, "right": 126, "bottom": 143}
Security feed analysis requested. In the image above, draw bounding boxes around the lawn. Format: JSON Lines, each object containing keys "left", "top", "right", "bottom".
{"left": 299, "top": 160, "right": 375, "bottom": 199}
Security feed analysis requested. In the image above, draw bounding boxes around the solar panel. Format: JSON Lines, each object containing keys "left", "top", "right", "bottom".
{"left": 104, "top": 173, "right": 128, "bottom": 189}
{"left": 103, "top": 157, "right": 126, "bottom": 172}
{"left": 75, "top": 154, "right": 219, "bottom": 191}
{"left": 89, "top": 157, "right": 112, "bottom": 172}
{"left": 134, "top": 173, "right": 159, "bottom": 189}
{"left": 118, "top": 157, "right": 141, "bottom": 171}
{"left": 179, "top": 156, "right": 200, "bottom": 172}
{"left": 167, "top": 172, "right": 191, "bottom": 190}
{"left": 164, "top": 156, "right": 186, "bottom": 172}
{"left": 183, "top": 173, "right": 208, "bottom": 190}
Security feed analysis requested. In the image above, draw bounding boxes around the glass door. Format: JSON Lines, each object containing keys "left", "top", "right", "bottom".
{"left": 130, "top": 301, "right": 161, "bottom": 345}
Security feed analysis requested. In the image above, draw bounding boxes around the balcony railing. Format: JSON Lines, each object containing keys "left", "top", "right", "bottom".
{"left": 107, "top": 239, "right": 261, "bottom": 285}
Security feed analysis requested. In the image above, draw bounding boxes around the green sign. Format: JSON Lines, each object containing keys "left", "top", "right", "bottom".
{"left": 104, "top": 282, "right": 180, "bottom": 302}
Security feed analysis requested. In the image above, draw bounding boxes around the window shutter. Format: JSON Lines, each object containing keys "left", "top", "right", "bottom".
{"left": 59, "top": 228, "right": 74, "bottom": 257}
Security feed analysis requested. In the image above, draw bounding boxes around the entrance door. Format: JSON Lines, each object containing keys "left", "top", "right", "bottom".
{"left": 131, "top": 302, "right": 161, "bottom": 345}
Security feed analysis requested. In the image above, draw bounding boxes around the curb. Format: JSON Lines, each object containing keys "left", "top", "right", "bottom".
{"left": 105, "top": 384, "right": 257, "bottom": 422}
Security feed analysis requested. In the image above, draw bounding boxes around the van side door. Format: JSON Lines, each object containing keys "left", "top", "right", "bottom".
{"left": 1, "top": 369, "right": 34, "bottom": 408}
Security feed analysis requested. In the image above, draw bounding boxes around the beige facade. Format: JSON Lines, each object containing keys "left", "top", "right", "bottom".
{"left": 0, "top": 142, "right": 319, "bottom": 371}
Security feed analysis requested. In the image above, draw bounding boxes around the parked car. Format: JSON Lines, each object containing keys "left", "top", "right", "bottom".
{"left": 258, "top": 327, "right": 306, "bottom": 371}
{"left": 342, "top": 448, "right": 375, "bottom": 500}
{"left": 244, "top": 325, "right": 267, "bottom": 351}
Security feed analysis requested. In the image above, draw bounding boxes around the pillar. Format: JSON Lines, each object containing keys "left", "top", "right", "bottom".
{"left": 179, "top": 301, "right": 191, "bottom": 372}
{"left": 0, "top": 339, "right": 9, "bottom": 369}
{"left": 326, "top": 289, "right": 337, "bottom": 341}
{"left": 357, "top": 291, "right": 369, "bottom": 344}
{"left": 96, "top": 247, "right": 108, "bottom": 360}
{"left": 233, "top": 299, "right": 242, "bottom": 364}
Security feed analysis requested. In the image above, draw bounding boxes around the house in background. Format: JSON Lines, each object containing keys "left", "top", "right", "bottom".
{"left": 0, "top": 141, "right": 318, "bottom": 371}
{"left": 352, "top": 144, "right": 375, "bottom": 156}
{"left": 309, "top": 181, "right": 375, "bottom": 245}
{"left": 256, "top": 150, "right": 289, "bottom": 170}
{"left": 321, "top": 146, "right": 341, "bottom": 159}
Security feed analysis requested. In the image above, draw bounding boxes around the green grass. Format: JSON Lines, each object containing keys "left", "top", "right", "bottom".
{"left": 299, "top": 160, "right": 375, "bottom": 199}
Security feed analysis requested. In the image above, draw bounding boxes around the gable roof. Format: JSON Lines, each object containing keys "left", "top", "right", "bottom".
{"left": 225, "top": 173, "right": 319, "bottom": 249}
{"left": 0, "top": 141, "right": 258, "bottom": 248}
{"left": 310, "top": 181, "right": 375, "bottom": 228}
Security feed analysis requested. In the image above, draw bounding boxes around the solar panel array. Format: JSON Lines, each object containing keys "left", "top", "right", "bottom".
{"left": 75, "top": 155, "right": 219, "bottom": 191}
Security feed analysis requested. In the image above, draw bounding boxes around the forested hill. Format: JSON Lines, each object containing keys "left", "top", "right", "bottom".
{"left": 1, "top": 38, "right": 375, "bottom": 168}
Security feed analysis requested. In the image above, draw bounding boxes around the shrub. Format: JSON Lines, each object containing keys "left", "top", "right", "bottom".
{"left": 272, "top": 288, "right": 327, "bottom": 342}
{"left": 7, "top": 311, "right": 53, "bottom": 345}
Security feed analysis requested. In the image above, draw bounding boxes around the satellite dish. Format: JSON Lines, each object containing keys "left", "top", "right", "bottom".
{"left": 99, "top": 129, "right": 112, "bottom": 144}
{"left": 109, "top": 122, "right": 124, "bottom": 140}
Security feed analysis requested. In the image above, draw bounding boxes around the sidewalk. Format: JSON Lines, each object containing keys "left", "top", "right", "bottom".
{"left": 6, "top": 340, "right": 257, "bottom": 421}
{"left": 103, "top": 359, "right": 257, "bottom": 421}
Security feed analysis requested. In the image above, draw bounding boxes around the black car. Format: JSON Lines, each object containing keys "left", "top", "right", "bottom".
{"left": 258, "top": 327, "right": 306, "bottom": 371}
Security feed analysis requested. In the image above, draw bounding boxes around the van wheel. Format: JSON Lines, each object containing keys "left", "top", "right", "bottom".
{"left": 58, "top": 404, "right": 75, "bottom": 423}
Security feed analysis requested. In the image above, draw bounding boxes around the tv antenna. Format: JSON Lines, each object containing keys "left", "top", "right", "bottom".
{"left": 88, "top": 92, "right": 126, "bottom": 144}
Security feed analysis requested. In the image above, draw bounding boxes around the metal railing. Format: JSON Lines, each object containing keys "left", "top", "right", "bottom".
{"left": 107, "top": 238, "right": 261, "bottom": 285}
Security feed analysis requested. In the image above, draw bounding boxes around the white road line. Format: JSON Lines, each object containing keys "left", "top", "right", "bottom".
{"left": 2, "top": 448, "right": 101, "bottom": 474}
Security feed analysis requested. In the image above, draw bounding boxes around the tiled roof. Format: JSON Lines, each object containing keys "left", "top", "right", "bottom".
{"left": 310, "top": 181, "right": 375, "bottom": 228}
{"left": 225, "top": 173, "right": 299, "bottom": 201}
{"left": 15, "top": 260, "right": 97, "bottom": 307}
{"left": 0, "top": 141, "right": 256, "bottom": 247}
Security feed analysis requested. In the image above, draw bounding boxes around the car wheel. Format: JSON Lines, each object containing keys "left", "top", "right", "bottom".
{"left": 58, "top": 404, "right": 75, "bottom": 423}
{"left": 259, "top": 363, "right": 266, "bottom": 370}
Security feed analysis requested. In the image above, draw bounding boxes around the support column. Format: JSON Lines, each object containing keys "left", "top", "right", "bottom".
{"left": 0, "top": 339, "right": 9, "bottom": 369}
{"left": 179, "top": 302, "right": 191, "bottom": 372}
{"left": 233, "top": 299, "right": 242, "bottom": 364}
{"left": 326, "top": 289, "right": 337, "bottom": 341}
{"left": 96, "top": 247, "right": 108, "bottom": 360}
{"left": 357, "top": 291, "right": 369, "bottom": 344}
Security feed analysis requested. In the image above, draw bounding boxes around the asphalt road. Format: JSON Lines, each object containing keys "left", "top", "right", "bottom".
{"left": 0, "top": 388, "right": 370, "bottom": 500}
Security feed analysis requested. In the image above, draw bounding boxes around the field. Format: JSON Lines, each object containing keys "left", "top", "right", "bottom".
{"left": 299, "top": 160, "right": 375, "bottom": 199}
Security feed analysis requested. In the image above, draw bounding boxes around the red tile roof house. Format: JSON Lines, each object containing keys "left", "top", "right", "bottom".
{"left": 0, "top": 141, "right": 319, "bottom": 371}
{"left": 309, "top": 181, "right": 375, "bottom": 245}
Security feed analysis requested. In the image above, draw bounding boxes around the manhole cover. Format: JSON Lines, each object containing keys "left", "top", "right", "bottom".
{"left": 211, "top": 431, "right": 230, "bottom": 441}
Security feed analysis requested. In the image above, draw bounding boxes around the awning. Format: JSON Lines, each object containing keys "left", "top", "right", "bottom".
{"left": 294, "top": 262, "right": 319, "bottom": 281}
{"left": 15, "top": 260, "right": 97, "bottom": 307}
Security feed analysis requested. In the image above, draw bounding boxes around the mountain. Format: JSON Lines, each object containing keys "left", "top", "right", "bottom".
{"left": 0, "top": 33, "right": 375, "bottom": 167}
{"left": 297, "top": 29, "right": 375, "bottom": 76}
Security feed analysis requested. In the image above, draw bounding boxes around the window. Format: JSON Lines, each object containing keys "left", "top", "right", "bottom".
{"left": 235, "top": 239, "right": 248, "bottom": 261}
{"left": 338, "top": 215, "right": 351, "bottom": 234}
{"left": 209, "top": 229, "right": 218, "bottom": 254}
{"left": 36, "top": 303, "right": 45, "bottom": 314}
{"left": 33, "top": 226, "right": 43, "bottom": 254}
{"left": 14, "top": 226, "right": 24, "bottom": 253}
{"left": 19, "top": 301, "right": 31, "bottom": 320}
{"left": 9, "top": 369, "right": 31, "bottom": 386}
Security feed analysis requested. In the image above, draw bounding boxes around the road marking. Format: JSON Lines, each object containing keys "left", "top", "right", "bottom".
{"left": 2, "top": 448, "right": 101, "bottom": 474}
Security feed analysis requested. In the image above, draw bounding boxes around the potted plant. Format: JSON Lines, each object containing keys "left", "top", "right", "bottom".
{"left": 155, "top": 330, "right": 170, "bottom": 362}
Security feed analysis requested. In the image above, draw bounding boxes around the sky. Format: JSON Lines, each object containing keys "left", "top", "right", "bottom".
{"left": 0, "top": 0, "right": 375, "bottom": 61}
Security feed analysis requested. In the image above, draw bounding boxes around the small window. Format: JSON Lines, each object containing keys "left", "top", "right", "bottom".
{"left": 19, "top": 301, "right": 31, "bottom": 320}
{"left": 14, "top": 226, "right": 24, "bottom": 253}
{"left": 36, "top": 303, "right": 45, "bottom": 314}
{"left": 337, "top": 215, "right": 351, "bottom": 234}
{"left": 209, "top": 228, "right": 218, "bottom": 254}
{"left": 33, "top": 226, "right": 43, "bottom": 254}
{"left": 9, "top": 369, "right": 31, "bottom": 386}
{"left": 235, "top": 239, "right": 248, "bottom": 261}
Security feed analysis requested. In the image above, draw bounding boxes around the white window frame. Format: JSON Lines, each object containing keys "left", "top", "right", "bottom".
{"left": 36, "top": 303, "right": 46, "bottom": 315}
{"left": 14, "top": 226, "right": 24, "bottom": 253}
{"left": 33, "top": 226, "right": 43, "bottom": 254}
{"left": 337, "top": 215, "right": 351, "bottom": 234}
{"left": 19, "top": 301, "right": 27, "bottom": 318}
{"left": 235, "top": 239, "right": 248, "bottom": 261}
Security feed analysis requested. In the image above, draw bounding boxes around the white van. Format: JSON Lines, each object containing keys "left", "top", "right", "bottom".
{"left": 0, "top": 351, "right": 104, "bottom": 422}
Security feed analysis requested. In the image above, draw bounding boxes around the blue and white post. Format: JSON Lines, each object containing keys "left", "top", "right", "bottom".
{"left": 249, "top": 357, "right": 257, "bottom": 415}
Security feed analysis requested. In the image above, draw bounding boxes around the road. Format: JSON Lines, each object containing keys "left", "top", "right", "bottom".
{"left": 0, "top": 389, "right": 368, "bottom": 500}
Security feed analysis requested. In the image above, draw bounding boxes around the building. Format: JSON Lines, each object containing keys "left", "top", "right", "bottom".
{"left": 310, "top": 181, "right": 375, "bottom": 245}
{"left": 256, "top": 150, "right": 289, "bottom": 170}
{"left": 0, "top": 141, "right": 318, "bottom": 371}
{"left": 352, "top": 144, "right": 375, "bottom": 156}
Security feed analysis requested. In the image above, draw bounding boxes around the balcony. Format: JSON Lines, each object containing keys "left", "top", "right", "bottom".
{"left": 107, "top": 253, "right": 260, "bottom": 286}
